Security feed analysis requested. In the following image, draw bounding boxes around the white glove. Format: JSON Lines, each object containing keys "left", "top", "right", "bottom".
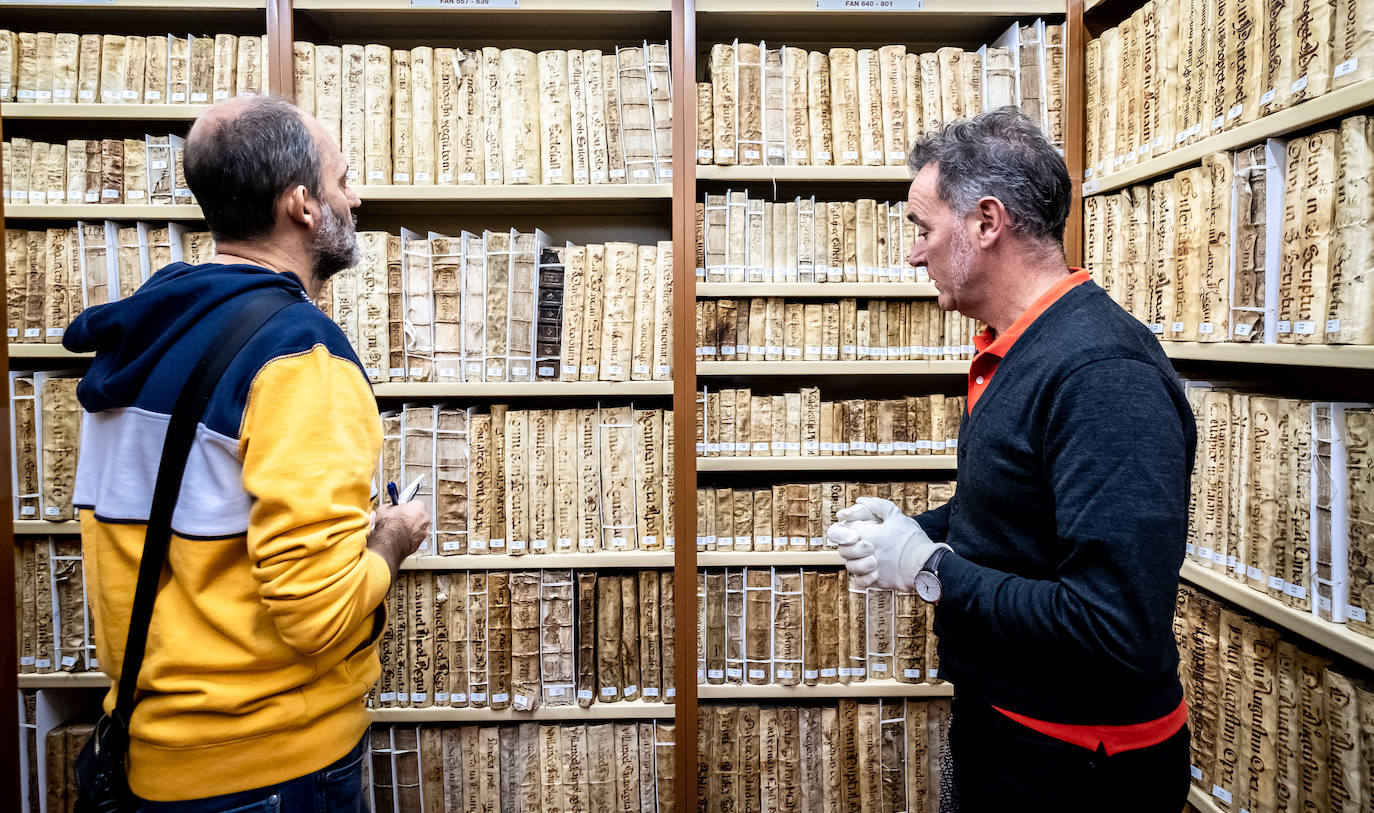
{"left": 828, "top": 496, "right": 951, "bottom": 591}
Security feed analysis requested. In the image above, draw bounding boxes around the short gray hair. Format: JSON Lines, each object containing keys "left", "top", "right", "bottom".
{"left": 906, "top": 107, "right": 1071, "bottom": 245}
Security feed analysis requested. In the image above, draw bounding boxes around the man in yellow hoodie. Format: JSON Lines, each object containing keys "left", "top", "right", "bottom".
{"left": 63, "top": 96, "right": 429, "bottom": 810}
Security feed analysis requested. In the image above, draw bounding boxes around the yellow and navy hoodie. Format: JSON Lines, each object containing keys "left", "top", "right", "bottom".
{"left": 63, "top": 262, "right": 390, "bottom": 801}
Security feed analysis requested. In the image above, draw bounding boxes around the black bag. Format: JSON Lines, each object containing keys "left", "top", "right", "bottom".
{"left": 75, "top": 289, "right": 300, "bottom": 812}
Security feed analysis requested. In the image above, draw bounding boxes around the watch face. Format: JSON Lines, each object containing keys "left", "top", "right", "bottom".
{"left": 915, "top": 570, "right": 942, "bottom": 603}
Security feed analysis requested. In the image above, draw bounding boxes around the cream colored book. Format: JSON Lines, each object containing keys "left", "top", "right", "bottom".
{"left": 904, "top": 52, "right": 923, "bottom": 147}
{"left": 235, "top": 35, "right": 261, "bottom": 97}
{"left": 452, "top": 48, "right": 483, "bottom": 185}
{"left": 190, "top": 36, "right": 214, "bottom": 103}
{"left": 1019, "top": 23, "right": 1046, "bottom": 132}
{"left": 600, "top": 242, "right": 640, "bottom": 381}
{"left": 629, "top": 244, "right": 658, "bottom": 381}
{"left": 603, "top": 52, "right": 627, "bottom": 183}
{"left": 647, "top": 42, "right": 672, "bottom": 180}
{"left": 1173, "top": 167, "right": 1204, "bottom": 340}
{"left": 0, "top": 30, "right": 17, "bottom": 102}
{"left": 877, "top": 45, "right": 906, "bottom": 166}
{"left": 936, "top": 47, "right": 963, "bottom": 123}
{"left": 695, "top": 80, "right": 713, "bottom": 164}
{"left": 483, "top": 229, "right": 512, "bottom": 381}
{"left": 737, "top": 41, "right": 764, "bottom": 166}
{"left": 652, "top": 241, "right": 673, "bottom": 380}
{"left": 501, "top": 49, "right": 541, "bottom": 184}
{"left": 711, "top": 44, "right": 738, "bottom": 165}
{"left": 434, "top": 48, "right": 460, "bottom": 184}
{"left": 1288, "top": 131, "right": 1337, "bottom": 344}
{"left": 1334, "top": 0, "right": 1374, "bottom": 89}
{"left": 293, "top": 42, "right": 316, "bottom": 115}
{"left": 121, "top": 35, "right": 145, "bottom": 105}
{"left": 580, "top": 245, "right": 606, "bottom": 380}
{"left": 634, "top": 409, "right": 664, "bottom": 550}
{"left": 15, "top": 31, "right": 36, "bottom": 103}
{"left": 1098, "top": 28, "right": 1120, "bottom": 173}
{"left": 1044, "top": 27, "right": 1065, "bottom": 149}
{"left": 856, "top": 49, "right": 884, "bottom": 167}
{"left": 783, "top": 47, "right": 809, "bottom": 165}
{"left": 584, "top": 50, "right": 610, "bottom": 182}
{"left": 76, "top": 34, "right": 101, "bottom": 103}
{"left": 211, "top": 34, "right": 236, "bottom": 102}
{"left": 392, "top": 49, "right": 414, "bottom": 185}
{"left": 828, "top": 48, "right": 860, "bottom": 166}
{"left": 98, "top": 34, "right": 127, "bottom": 104}
{"left": 807, "top": 50, "right": 833, "bottom": 165}
{"left": 596, "top": 404, "right": 634, "bottom": 550}
{"left": 962, "top": 48, "right": 984, "bottom": 120}
{"left": 40, "top": 377, "right": 81, "bottom": 521}
{"left": 1154, "top": 0, "right": 1180, "bottom": 155}
{"left": 985, "top": 46, "right": 1017, "bottom": 113}
{"left": 762, "top": 46, "right": 785, "bottom": 166}
{"left": 477, "top": 47, "right": 503, "bottom": 184}
{"left": 363, "top": 44, "right": 393, "bottom": 185}
{"left": 537, "top": 50, "right": 573, "bottom": 185}
{"left": 1198, "top": 152, "right": 1232, "bottom": 341}
{"left": 51, "top": 33, "right": 77, "bottom": 103}
{"left": 1329, "top": 115, "right": 1374, "bottom": 344}
{"left": 570, "top": 51, "right": 592, "bottom": 181}
{"left": 410, "top": 47, "right": 436, "bottom": 185}
{"left": 340, "top": 46, "right": 365, "bottom": 183}
{"left": 1292, "top": 0, "right": 1336, "bottom": 104}
{"left": 316, "top": 45, "right": 343, "bottom": 150}
{"left": 354, "top": 231, "right": 390, "bottom": 381}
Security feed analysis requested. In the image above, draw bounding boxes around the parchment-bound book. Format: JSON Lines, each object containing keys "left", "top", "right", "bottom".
{"left": 647, "top": 42, "right": 672, "bottom": 181}
{"left": 736, "top": 41, "right": 764, "bottom": 166}
{"left": 763, "top": 47, "right": 786, "bottom": 165}
{"left": 52, "top": 33, "right": 78, "bottom": 104}
{"left": 0, "top": 30, "right": 18, "bottom": 103}
{"left": 410, "top": 47, "right": 436, "bottom": 185}
{"left": 1329, "top": 115, "right": 1374, "bottom": 344}
{"left": 234, "top": 35, "right": 261, "bottom": 97}
{"left": 391, "top": 49, "right": 414, "bottom": 185}
{"left": 293, "top": 42, "right": 316, "bottom": 115}
{"left": 828, "top": 48, "right": 860, "bottom": 166}
{"left": 615, "top": 46, "right": 657, "bottom": 184}
{"left": 603, "top": 52, "right": 627, "bottom": 183}
{"left": 122, "top": 36, "right": 146, "bottom": 105}
{"left": 362, "top": 45, "right": 393, "bottom": 185}
{"left": 537, "top": 50, "right": 573, "bottom": 185}
{"left": 569, "top": 50, "right": 591, "bottom": 182}
{"left": 807, "top": 50, "right": 833, "bottom": 165}
{"left": 585, "top": 50, "right": 611, "bottom": 182}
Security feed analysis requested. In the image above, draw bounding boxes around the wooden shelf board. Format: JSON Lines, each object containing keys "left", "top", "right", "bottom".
{"left": 696, "top": 165, "right": 911, "bottom": 182}
{"left": 698, "top": 360, "right": 970, "bottom": 376}
{"left": 402, "top": 551, "right": 674, "bottom": 570}
{"left": 1, "top": 104, "right": 208, "bottom": 121}
{"left": 367, "top": 702, "right": 674, "bottom": 722}
{"left": 297, "top": 0, "right": 669, "bottom": 8}
{"left": 697, "top": 282, "right": 936, "bottom": 298}
{"left": 3, "top": 204, "right": 203, "bottom": 220}
{"left": 697, "top": 682, "right": 952, "bottom": 700}
{"left": 1180, "top": 561, "right": 1374, "bottom": 671}
{"left": 1187, "top": 785, "right": 1226, "bottom": 813}
{"left": 696, "top": 0, "right": 1062, "bottom": 13}
{"left": 698, "top": 550, "right": 844, "bottom": 567}
{"left": 17, "top": 672, "right": 109, "bottom": 689}
{"left": 355, "top": 184, "right": 671, "bottom": 202}
{"left": 0, "top": 0, "right": 263, "bottom": 7}
{"left": 15, "top": 521, "right": 80, "bottom": 536}
{"left": 371, "top": 381, "right": 672, "bottom": 398}
{"left": 697, "top": 456, "right": 957, "bottom": 472}
{"left": 7, "top": 344, "right": 91, "bottom": 359}
{"left": 1161, "top": 341, "right": 1374, "bottom": 369}
{"left": 1087, "top": 78, "right": 1374, "bottom": 195}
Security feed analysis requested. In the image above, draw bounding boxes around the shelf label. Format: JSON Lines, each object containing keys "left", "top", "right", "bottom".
{"left": 815, "top": 0, "right": 924, "bottom": 8}
{"left": 411, "top": 0, "right": 518, "bottom": 5}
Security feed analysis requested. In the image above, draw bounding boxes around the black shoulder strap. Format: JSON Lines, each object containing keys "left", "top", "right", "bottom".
{"left": 112, "top": 289, "right": 300, "bottom": 727}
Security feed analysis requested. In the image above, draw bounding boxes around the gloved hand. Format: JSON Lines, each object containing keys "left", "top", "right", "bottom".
{"left": 827, "top": 496, "right": 951, "bottom": 591}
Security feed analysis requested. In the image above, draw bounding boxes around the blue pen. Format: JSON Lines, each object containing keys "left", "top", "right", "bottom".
{"left": 386, "top": 481, "right": 400, "bottom": 506}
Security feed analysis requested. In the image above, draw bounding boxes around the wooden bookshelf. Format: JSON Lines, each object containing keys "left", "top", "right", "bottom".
{"left": 696, "top": 165, "right": 911, "bottom": 183}
{"left": 1085, "top": 78, "right": 1374, "bottom": 195}
{"left": 697, "top": 682, "right": 952, "bottom": 700}
{"left": 1180, "top": 561, "right": 1374, "bottom": 672}
{"left": 698, "top": 551, "right": 843, "bottom": 567}
{"left": 697, "top": 360, "right": 969, "bottom": 376}
{"left": 2, "top": 204, "right": 204, "bottom": 221}
{"left": 6, "top": 345, "right": 91, "bottom": 360}
{"left": 1160, "top": 342, "right": 1374, "bottom": 370}
{"left": 696, "top": 282, "right": 937, "bottom": 298}
{"left": 16, "top": 672, "right": 109, "bottom": 689}
{"left": 697, "top": 456, "right": 958, "bottom": 473}
{"left": 354, "top": 184, "right": 673, "bottom": 202}
{"left": 14, "top": 521, "right": 80, "bottom": 536}
{"left": 367, "top": 702, "right": 675, "bottom": 723}
{"left": 0, "top": 104, "right": 209, "bottom": 120}
{"left": 402, "top": 551, "right": 674, "bottom": 570}
{"left": 371, "top": 381, "right": 673, "bottom": 398}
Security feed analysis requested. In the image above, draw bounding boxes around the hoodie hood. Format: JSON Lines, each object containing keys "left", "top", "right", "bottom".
{"left": 64, "top": 262, "right": 312, "bottom": 415}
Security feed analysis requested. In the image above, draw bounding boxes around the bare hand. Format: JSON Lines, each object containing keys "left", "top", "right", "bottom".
{"left": 369, "top": 500, "right": 430, "bottom": 578}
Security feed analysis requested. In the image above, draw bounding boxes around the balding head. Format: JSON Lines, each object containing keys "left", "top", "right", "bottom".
{"left": 184, "top": 95, "right": 326, "bottom": 243}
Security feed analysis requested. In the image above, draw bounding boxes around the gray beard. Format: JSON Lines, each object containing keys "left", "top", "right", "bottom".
{"left": 310, "top": 201, "right": 359, "bottom": 285}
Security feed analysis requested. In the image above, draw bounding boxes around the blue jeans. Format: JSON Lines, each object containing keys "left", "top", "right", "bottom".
{"left": 137, "top": 736, "right": 367, "bottom": 813}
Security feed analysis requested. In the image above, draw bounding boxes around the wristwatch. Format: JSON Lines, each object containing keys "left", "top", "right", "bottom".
{"left": 914, "top": 547, "right": 951, "bottom": 603}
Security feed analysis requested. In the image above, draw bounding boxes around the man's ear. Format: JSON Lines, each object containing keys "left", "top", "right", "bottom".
{"left": 974, "top": 195, "right": 1008, "bottom": 249}
{"left": 282, "top": 184, "right": 314, "bottom": 229}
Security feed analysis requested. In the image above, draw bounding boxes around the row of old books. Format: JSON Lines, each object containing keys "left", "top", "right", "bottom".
{"left": 377, "top": 404, "right": 673, "bottom": 557}
{"left": 697, "top": 193, "right": 926, "bottom": 284}
{"left": 696, "top": 389, "right": 966, "bottom": 458}
{"left": 9, "top": 374, "right": 81, "bottom": 522}
{"left": 0, "top": 30, "right": 265, "bottom": 105}
{"left": 318, "top": 233, "right": 674, "bottom": 384}
{"left": 292, "top": 42, "right": 671, "bottom": 187}
{"left": 697, "top": 23, "right": 1064, "bottom": 168}
{"left": 1176, "top": 584, "right": 1373, "bottom": 812}
{"left": 3, "top": 135, "right": 193, "bottom": 207}
{"left": 34, "top": 717, "right": 93, "bottom": 813}
{"left": 373, "top": 569, "right": 674, "bottom": 711}
{"left": 696, "top": 298, "right": 980, "bottom": 362}
{"left": 367, "top": 722, "right": 675, "bottom": 813}
{"left": 1085, "top": 0, "right": 1373, "bottom": 181}
{"left": 695, "top": 479, "right": 954, "bottom": 554}
{"left": 14, "top": 538, "right": 93, "bottom": 675}
{"left": 1184, "top": 384, "right": 1374, "bottom": 637}
{"left": 698, "top": 700, "right": 951, "bottom": 813}
{"left": 698, "top": 568, "right": 944, "bottom": 688}
{"left": 1083, "top": 116, "right": 1374, "bottom": 345}
{"left": 5, "top": 225, "right": 214, "bottom": 343}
